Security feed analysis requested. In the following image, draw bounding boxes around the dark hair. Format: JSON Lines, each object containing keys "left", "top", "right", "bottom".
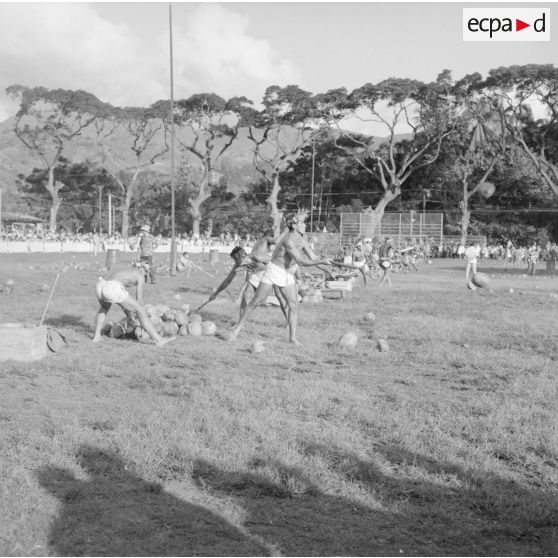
{"left": 230, "top": 246, "right": 245, "bottom": 259}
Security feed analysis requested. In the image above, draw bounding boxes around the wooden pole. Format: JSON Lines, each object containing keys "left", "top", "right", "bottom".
{"left": 310, "top": 135, "right": 315, "bottom": 233}
{"left": 98, "top": 187, "right": 102, "bottom": 234}
{"left": 108, "top": 192, "right": 112, "bottom": 236}
{"left": 169, "top": 3, "right": 177, "bottom": 276}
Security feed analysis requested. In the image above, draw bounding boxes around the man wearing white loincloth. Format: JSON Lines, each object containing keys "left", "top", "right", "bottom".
{"left": 93, "top": 267, "right": 174, "bottom": 346}
{"left": 228, "top": 211, "right": 332, "bottom": 346}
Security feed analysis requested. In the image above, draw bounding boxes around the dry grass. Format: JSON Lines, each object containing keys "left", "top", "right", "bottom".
{"left": 0, "top": 252, "right": 557, "bottom": 556}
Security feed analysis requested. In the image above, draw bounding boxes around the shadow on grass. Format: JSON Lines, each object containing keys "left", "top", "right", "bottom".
{"left": 44, "top": 314, "right": 91, "bottom": 334}
{"left": 37, "top": 446, "right": 266, "bottom": 556}
{"left": 36, "top": 444, "right": 556, "bottom": 556}
{"left": 191, "top": 446, "right": 557, "bottom": 556}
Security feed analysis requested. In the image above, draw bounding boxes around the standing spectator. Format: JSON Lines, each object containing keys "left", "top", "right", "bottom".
{"left": 137, "top": 224, "right": 158, "bottom": 284}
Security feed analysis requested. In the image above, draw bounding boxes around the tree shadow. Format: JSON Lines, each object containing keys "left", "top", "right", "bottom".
{"left": 191, "top": 444, "right": 557, "bottom": 556}
{"left": 36, "top": 445, "right": 267, "bottom": 556}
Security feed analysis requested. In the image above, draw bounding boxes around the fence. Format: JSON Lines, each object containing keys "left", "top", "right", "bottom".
{"left": 340, "top": 211, "right": 444, "bottom": 246}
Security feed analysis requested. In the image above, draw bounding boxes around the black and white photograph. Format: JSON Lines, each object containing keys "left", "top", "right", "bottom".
{"left": 0, "top": 1, "right": 556, "bottom": 556}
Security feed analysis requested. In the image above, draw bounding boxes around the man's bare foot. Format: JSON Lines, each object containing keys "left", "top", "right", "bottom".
{"left": 290, "top": 338, "right": 302, "bottom": 346}
{"left": 155, "top": 336, "right": 176, "bottom": 346}
{"left": 92, "top": 336, "right": 102, "bottom": 343}
{"left": 228, "top": 327, "right": 241, "bottom": 342}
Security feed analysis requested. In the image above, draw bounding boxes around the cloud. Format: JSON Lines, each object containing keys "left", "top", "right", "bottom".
{"left": 0, "top": 3, "right": 299, "bottom": 121}
{"left": 167, "top": 4, "right": 300, "bottom": 103}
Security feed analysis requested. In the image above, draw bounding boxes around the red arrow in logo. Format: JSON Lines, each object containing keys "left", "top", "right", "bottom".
{"left": 516, "top": 19, "right": 530, "bottom": 31}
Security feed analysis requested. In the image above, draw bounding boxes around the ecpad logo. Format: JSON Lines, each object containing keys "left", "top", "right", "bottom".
{"left": 463, "top": 8, "right": 550, "bottom": 41}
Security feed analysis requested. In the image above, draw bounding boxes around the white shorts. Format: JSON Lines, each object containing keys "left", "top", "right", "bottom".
{"left": 261, "top": 262, "right": 296, "bottom": 288}
{"left": 249, "top": 269, "right": 266, "bottom": 288}
{"left": 96, "top": 278, "right": 129, "bottom": 304}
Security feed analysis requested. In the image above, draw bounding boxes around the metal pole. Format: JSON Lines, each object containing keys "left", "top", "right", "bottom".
{"left": 310, "top": 135, "right": 315, "bottom": 233}
{"left": 169, "top": 3, "right": 177, "bottom": 276}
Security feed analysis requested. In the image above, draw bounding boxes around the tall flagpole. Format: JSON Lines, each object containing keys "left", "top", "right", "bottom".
{"left": 169, "top": 3, "right": 177, "bottom": 276}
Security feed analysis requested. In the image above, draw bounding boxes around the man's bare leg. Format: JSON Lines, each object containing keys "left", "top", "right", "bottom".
{"left": 273, "top": 285, "right": 289, "bottom": 325}
{"left": 378, "top": 269, "right": 391, "bottom": 288}
{"left": 228, "top": 283, "right": 273, "bottom": 341}
{"left": 93, "top": 302, "right": 111, "bottom": 342}
{"left": 281, "top": 284, "right": 300, "bottom": 345}
{"left": 120, "top": 297, "right": 175, "bottom": 346}
{"left": 239, "top": 284, "right": 255, "bottom": 323}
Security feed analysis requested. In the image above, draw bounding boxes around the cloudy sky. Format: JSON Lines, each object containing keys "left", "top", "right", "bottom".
{"left": 0, "top": 1, "right": 555, "bottom": 125}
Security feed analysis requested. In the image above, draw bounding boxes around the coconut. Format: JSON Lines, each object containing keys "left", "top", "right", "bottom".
{"left": 178, "top": 325, "right": 189, "bottom": 336}
{"left": 174, "top": 311, "right": 189, "bottom": 326}
{"left": 155, "top": 304, "right": 171, "bottom": 316}
{"left": 167, "top": 321, "right": 179, "bottom": 335}
{"left": 180, "top": 303, "right": 190, "bottom": 314}
{"left": 201, "top": 321, "right": 217, "bottom": 335}
{"left": 176, "top": 263, "right": 185, "bottom": 272}
{"left": 173, "top": 293, "right": 182, "bottom": 300}
{"left": 339, "top": 331, "right": 358, "bottom": 349}
{"left": 145, "top": 303, "right": 157, "bottom": 315}
{"left": 472, "top": 272, "right": 491, "bottom": 289}
{"left": 162, "top": 310, "right": 176, "bottom": 322}
{"left": 189, "top": 313, "right": 202, "bottom": 324}
{"left": 101, "top": 322, "right": 113, "bottom": 336}
{"left": 251, "top": 340, "right": 265, "bottom": 353}
{"left": 365, "top": 312, "right": 376, "bottom": 324}
{"left": 110, "top": 323, "right": 126, "bottom": 339}
{"left": 150, "top": 315, "right": 163, "bottom": 327}
{"left": 188, "top": 322, "right": 203, "bottom": 336}
{"left": 376, "top": 339, "right": 390, "bottom": 352}
{"left": 302, "top": 295, "right": 311, "bottom": 303}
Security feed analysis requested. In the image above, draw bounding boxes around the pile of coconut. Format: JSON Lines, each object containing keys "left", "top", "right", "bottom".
{"left": 102, "top": 302, "right": 217, "bottom": 340}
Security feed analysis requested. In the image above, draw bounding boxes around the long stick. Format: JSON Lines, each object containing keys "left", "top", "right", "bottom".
{"left": 39, "top": 273, "right": 60, "bottom": 327}
{"left": 182, "top": 257, "right": 216, "bottom": 278}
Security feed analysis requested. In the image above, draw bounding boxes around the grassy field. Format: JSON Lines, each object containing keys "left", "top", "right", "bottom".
{"left": 0, "top": 251, "right": 557, "bottom": 556}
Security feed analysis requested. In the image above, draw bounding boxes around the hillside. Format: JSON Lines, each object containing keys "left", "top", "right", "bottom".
{"left": 0, "top": 115, "right": 408, "bottom": 213}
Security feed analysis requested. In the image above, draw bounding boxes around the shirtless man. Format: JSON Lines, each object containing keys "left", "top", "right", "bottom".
{"left": 378, "top": 237, "right": 396, "bottom": 288}
{"left": 464, "top": 242, "right": 481, "bottom": 288}
{"left": 207, "top": 235, "right": 288, "bottom": 321}
{"left": 228, "top": 212, "right": 332, "bottom": 345}
{"left": 92, "top": 267, "right": 174, "bottom": 346}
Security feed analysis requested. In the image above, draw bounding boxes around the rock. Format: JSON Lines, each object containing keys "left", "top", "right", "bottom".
{"left": 251, "top": 340, "right": 265, "bottom": 353}
{"left": 339, "top": 331, "right": 358, "bottom": 349}
{"left": 376, "top": 339, "right": 390, "bottom": 352}
{"left": 376, "top": 339, "right": 389, "bottom": 353}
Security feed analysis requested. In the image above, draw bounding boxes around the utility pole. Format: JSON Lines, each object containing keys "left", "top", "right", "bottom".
{"left": 98, "top": 187, "right": 103, "bottom": 234}
{"left": 310, "top": 135, "right": 316, "bottom": 233}
{"left": 108, "top": 192, "right": 112, "bottom": 236}
{"left": 169, "top": 3, "right": 177, "bottom": 276}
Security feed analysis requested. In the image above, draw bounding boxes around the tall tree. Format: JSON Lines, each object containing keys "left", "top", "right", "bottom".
{"left": 93, "top": 102, "right": 169, "bottom": 238}
{"left": 316, "top": 72, "right": 462, "bottom": 237}
{"left": 5, "top": 85, "right": 106, "bottom": 231}
{"left": 168, "top": 94, "right": 250, "bottom": 237}
{"left": 16, "top": 157, "right": 116, "bottom": 232}
{"left": 481, "top": 64, "right": 558, "bottom": 196}
{"left": 245, "top": 85, "right": 317, "bottom": 236}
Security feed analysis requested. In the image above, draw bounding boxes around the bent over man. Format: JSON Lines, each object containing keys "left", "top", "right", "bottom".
{"left": 93, "top": 267, "right": 174, "bottom": 346}
{"left": 228, "top": 211, "right": 331, "bottom": 346}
